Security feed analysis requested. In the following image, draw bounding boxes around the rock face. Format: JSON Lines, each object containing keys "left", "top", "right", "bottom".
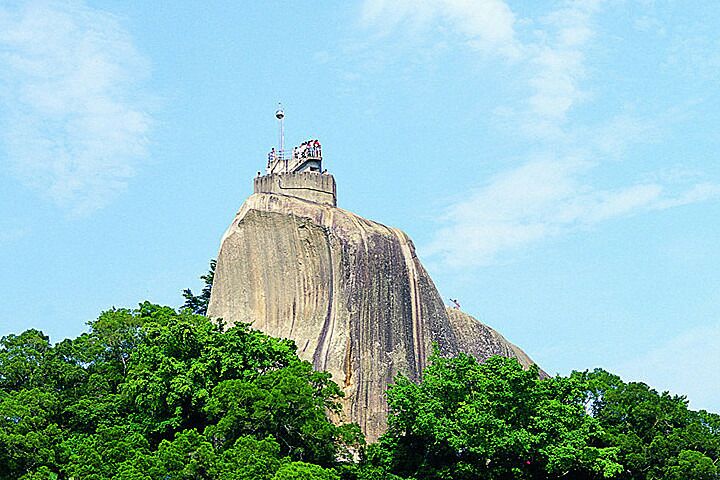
{"left": 207, "top": 173, "right": 541, "bottom": 441}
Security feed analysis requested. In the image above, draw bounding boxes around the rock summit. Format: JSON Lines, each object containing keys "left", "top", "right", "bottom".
{"left": 208, "top": 136, "right": 542, "bottom": 440}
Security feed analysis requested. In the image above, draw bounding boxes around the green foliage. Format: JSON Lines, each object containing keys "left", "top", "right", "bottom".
{"left": 368, "top": 352, "right": 620, "bottom": 479}
{"left": 0, "top": 389, "right": 63, "bottom": 476}
{"left": 182, "top": 259, "right": 216, "bottom": 315}
{"left": 578, "top": 369, "right": 720, "bottom": 479}
{"left": 369, "top": 352, "right": 720, "bottom": 480}
{"left": 205, "top": 362, "right": 343, "bottom": 463}
{"left": 272, "top": 462, "right": 340, "bottom": 480}
{"left": 0, "top": 329, "right": 53, "bottom": 390}
{"left": 62, "top": 425, "right": 151, "bottom": 479}
{"left": 0, "top": 303, "right": 359, "bottom": 479}
{"left": 213, "top": 435, "right": 284, "bottom": 480}
{"left": 2, "top": 301, "right": 719, "bottom": 480}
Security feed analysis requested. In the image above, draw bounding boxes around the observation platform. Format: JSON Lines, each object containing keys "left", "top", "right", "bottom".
{"left": 258, "top": 139, "right": 335, "bottom": 206}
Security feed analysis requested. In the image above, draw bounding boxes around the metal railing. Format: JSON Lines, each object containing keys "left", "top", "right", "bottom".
{"left": 274, "top": 150, "right": 292, "bottom": 161}
{"left": 266, "top": 143, "right": 323, "bottom": 175}
{"left": 268, "top": 149, "right": 322, "bottom": 163}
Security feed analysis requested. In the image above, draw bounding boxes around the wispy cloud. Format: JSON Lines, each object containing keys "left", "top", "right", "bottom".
{"left": 360, "top": 0, "right": 719, "bottom": 267}
{"left": 361, "top": 0, "right": 520, "bottom": 59}
{"left": 0, "top": 226, "right": 29, "bottom": 244}
{"left": 426, "top": 154, "right": 720, "bottom": 266}
{"left": 0, "top": 0, "right": 152, "bottom": 215}
{"left": 522, "top": 1, "right": 601, "bottom": 137}
{"left": 613, "top": 322, "right": 720, "bottom": 412}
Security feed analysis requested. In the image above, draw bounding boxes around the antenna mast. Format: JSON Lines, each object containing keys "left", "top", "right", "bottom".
{"left": 275, "top": 103, "right": 285, "bottom": 169}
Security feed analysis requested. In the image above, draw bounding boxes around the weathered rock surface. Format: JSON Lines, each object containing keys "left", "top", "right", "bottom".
{"left": 446, "top": 308, "right": 540, "bottom": 372}
{"left": 208, "top": 188, "right": 541, "bottom": 441}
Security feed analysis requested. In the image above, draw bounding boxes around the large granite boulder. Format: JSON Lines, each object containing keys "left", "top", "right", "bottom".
{"left": 207, "top": 188, "right": 542, "bottom": 440}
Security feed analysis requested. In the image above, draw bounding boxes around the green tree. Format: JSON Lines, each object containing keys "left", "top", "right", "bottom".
{"left": 665, "top": 450, "right": 717, "bottom": 480}
{"left": 0, "top": 389, "right": 63, "bottom": 477}
{"left": 61, "top": 425, "right": 151, "bottom": 480}
{"left": 86, "top": 308, "right": 147, "bottom": 376}
{"left": 0, "top": 329, "right": 52, "bottom": 390}
{"left": 578, "top": 369, "right": 720, "bottom": 479}
{"left": 182, "top": 259, "right": 216, "bottom": 315}
{"left": 4, "top": 301, "right": 719, "bottom": 480}
{"left": 0, "top": 302, "right": 361, "bottom": 479}
{"left": 18, "top": 466, "right": 59, "bottom": 480}
{"left": 214, "top": 435, "right": 285, "bottom": 480}
{"left": 369, "top": 353, "right": 622, "bottom": 480}
{"left": 272, "top": 462, "right": 340, "bottom": 480}
{"left": 205, "top": 362, "right": 345, "bottom": 464}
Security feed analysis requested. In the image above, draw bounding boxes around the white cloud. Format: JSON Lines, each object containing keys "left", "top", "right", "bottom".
{"left": 521, "top": 1, "right": 604, "bottom": 137}
{"left": 359, "top": 1, "right": 719, "bottom": 267}
{"left": 0, "top": 226, "right": 29, "bottom": 244}
{"left": 361, "top": 0, "right": 598, "bottom": 133}
{"left": 426, "top": 155, "right": 719, "bottom": 267}
{"left": 613, "top": 322, "right": 720, "bottom": 413}
{"left": 0, "top": 0, "right": 152, "bottom": 215}
{"left": 361, "top": 0, "right": 520, "bottom": 59}
{"left": 582, "top": 113, "right": 663, "bottom": 158}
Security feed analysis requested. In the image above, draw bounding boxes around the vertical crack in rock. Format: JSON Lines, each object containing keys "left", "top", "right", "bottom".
{"left": 392, "top": 227, "right": 424, "bottom": 377}
{"left": 290, "top": 299, "right": 296, "bottom": 337}
{"left": 343, "top": 338, "right": 353, "bottom": 388}
{"left": 313, "top": 225, "right": 335, "bottom": 371}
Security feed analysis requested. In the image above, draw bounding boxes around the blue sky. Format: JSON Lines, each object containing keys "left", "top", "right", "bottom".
{"left": 1, "top": 0, "right": 719, "bottom": 412}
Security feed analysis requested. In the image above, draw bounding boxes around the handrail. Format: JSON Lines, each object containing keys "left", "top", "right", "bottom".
{"left": 275, "top": 150, "right": 292, "bottom": 160}
{"left": 268, "top": 150, "right": 322, "bottom": 162}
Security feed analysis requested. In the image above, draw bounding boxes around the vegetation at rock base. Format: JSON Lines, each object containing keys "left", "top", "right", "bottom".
{"left": 368, "top": 352, "right": 720, "bottom": 479}
{"left": 1, "top": 303, "right": 719, "bottom": 479}
{"left": 181, "top": 259, "right": 216, "bottom": 316}
{"left": 0, "top": 304, "right": 361, "bottom": 479}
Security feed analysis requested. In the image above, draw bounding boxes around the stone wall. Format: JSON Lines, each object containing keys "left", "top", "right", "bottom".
{"left": 254, "top": 172, "right": 336, "bottom": 206}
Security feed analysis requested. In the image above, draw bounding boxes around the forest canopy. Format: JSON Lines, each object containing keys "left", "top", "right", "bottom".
{"left": 1, "top": 303, "right": 718, "bottom": 479}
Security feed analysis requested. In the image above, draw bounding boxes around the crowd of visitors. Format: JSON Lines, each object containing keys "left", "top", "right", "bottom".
{"left": 294, "top": 139, "right": 321, "bottom": 159}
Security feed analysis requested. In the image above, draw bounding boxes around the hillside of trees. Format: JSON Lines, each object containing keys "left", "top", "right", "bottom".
{"left": 1, "top": 298, "right": 718, "bottom": 478}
